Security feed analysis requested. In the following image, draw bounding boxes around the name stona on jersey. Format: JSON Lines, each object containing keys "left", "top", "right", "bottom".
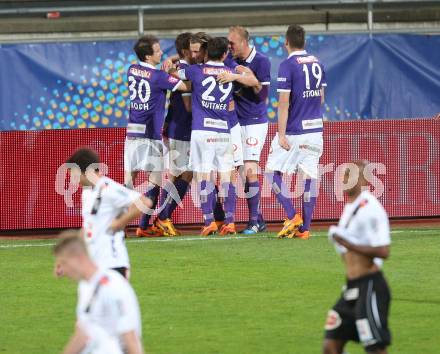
{"left": 129, "top": 67, "right": 152, "bottom": 79}
{"left": 296, "top": 55, "right": 319, "bottom": 64}
{"left": 303, "top": 89, "right": 322, "bottom": 98}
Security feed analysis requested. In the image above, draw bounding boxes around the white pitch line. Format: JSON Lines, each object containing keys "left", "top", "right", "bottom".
{"left": 0, "top": 229, "right": 438, "bottom": 249}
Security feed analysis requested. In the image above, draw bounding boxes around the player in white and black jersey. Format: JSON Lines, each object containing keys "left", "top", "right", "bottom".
{"left": 324, "top": 160, "right": 391, "bottom": 354}
{"left": 66, "top": 148, "right": 152, "bottom": 278}
{"left": 54, "top": 233, "right": 144, "bottom": 354}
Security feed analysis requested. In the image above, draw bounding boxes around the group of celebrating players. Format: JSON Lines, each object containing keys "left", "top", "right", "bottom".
{"left": 122, "top": 24, "right": 326, "bottom": 240}
{"left": 58, "top": 24, "right": 392, "bottom": 354}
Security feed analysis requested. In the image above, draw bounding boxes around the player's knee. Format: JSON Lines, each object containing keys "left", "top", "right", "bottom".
{"left": 322, "top": 339, "right": 342, "bottom": 354}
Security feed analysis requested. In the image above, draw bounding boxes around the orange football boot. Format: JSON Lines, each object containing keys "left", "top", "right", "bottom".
{"left": 277, "top": 214, "right": 303, "bottom": 238}
{"left": 219, "top": 223, "right": 236, "bottom": 236}
{"left": 215, "top": 220, "right": 225, "bottom": 229}
{"left": 293, "top": 229, "right": 311, "bottom": 240}
{"left": 200, "top": 222, "right": 218, "bottom": 236}
{"left": 136, "top": 225, "right": 164, "bottom": 238}
{"left": 154, "top": 218, "right": 181, "bottom": 236}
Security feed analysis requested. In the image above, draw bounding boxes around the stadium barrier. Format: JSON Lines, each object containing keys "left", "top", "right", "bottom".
{"left": 1, "top": 119, "right": 439, "bottom": 230}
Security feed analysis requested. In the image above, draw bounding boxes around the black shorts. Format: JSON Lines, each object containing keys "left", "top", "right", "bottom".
{"left": 325, "top": 271, "right": 391, "bottom": 352}
{"left": 112, "top": 267, "right": 129, "bottom": 279}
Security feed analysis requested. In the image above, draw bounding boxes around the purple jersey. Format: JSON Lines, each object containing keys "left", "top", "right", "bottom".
{"left": 277, "top": 50, "right": 327, "bottom": 135}
{"left": 225, "top": 48, "right": 271, "bottom": 126}
{"left": 165, "top": 60, "right": 192, "bottom": 141}
{"left": 178, "top": 62, "right": 236, "bottom": 133}
{"left": 127, "top": 62, "right": 182, "bottom": 140}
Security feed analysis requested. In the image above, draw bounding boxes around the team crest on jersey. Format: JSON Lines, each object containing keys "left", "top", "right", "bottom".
{"left": 296, "top": 55, "right": 319, "bottom": 64}
{"left": 129, "top": 67, "right": 151, "bottom": 79}
{"left": 203, "top": 67, "right": 231, "bottom": 76}
{"left": 325, "top": 310, "right": 342, "bottom": 330}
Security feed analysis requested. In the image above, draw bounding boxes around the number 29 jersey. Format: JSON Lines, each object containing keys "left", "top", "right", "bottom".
{"left": 127, "top": 61, "right": 182, "bottom": 140}
{"left": 178, "top": 61, "right": 235, "bottom": 133}
{"left": 277, "top": 50, "right": 327, "bottom": 135}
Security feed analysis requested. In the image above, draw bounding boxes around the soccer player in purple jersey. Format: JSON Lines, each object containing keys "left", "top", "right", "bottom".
{"left": 223, "top": 26, "right": 271, "bottom": 234}
{"left": 176, "top": 37, "right": 258, "bottom": 236}
{"left": 265, "top": 25, "right": 327, "bottom": 239}
{"left": 124, "top": 35, "right": 189, "bottom": 238}
{"left": 154, "top": 32, "right": 193, "bottom": 236}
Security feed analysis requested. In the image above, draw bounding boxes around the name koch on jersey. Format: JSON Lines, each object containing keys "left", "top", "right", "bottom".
{"left": 127, "top": 61, "right": 182, "bottom": 139}
{"left": 178, "top": 62, "right": 235, "bottom": 133}
{"left": 277, "top": 50, "right": 327, "bottom": 135}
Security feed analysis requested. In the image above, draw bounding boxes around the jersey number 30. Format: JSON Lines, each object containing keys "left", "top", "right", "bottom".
{"left": 201, "top": 76, "right": 232, "bottom": 102}
{"left": 128, "top": 76, "right": 151, "bottom": 103}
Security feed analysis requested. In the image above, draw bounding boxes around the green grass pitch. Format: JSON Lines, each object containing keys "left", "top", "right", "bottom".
{"left": 1, "top": 228, "right": 439, "bottom": 354}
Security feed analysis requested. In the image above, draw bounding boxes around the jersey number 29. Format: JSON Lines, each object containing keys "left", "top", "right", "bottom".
{"left": 201, "top": 76, "right": 232, "bottom": 102}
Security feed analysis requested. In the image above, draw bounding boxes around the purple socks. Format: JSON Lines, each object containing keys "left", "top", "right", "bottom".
{"left": 199, "top": 180, "right": 215, "bottom": 226}
{"left": 221, "top": 182, "right": 237, "bottom": 224}
{"left": 139, "top": 184, "right": 160, "bottom": 230}
{"left": 268, "top": 171, "right": 296, "bottom": 219}
{"left": 158, "top": 178, "right": 189, "bottom": 220}
{"left": 245, "top": 181, "right": 260, "bottom": 225}
{"left": 299, "top": 179, "right": 318, "bottom": 232}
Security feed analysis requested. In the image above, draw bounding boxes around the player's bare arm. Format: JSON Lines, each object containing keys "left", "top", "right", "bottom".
{"left": 333, "top": 235, "right": 390, "bottom": 259}
{"left": 182, "top": 93, "right": 192, "bottom": 112}
{"left": 62, "top": 325, "right": 88, "bottom": 354}
{"left": 121, "top": 330, "right": 145, "bottom": 354}
{"left": 217, "top": 68, "right": 259, "bottom": 87}
{"left": 161, "top": 54, "right": 180, "bottom": 71}
{"left": 277, "top": 91, "right": 291, "bottom": 151}
{"left": 110, "top": 196, "right": 151, "bottom": 232}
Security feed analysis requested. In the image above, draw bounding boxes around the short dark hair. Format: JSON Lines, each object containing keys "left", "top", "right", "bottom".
{"left": 285, "top": 25, "right": 305, "bottom": 49}
{"left": 175, "top": 32, "right": 192, "bottom": 57}
{"left": 207, "top": 37, "right": 229, "bottom": 61}
{"left": 190, "top": 32, "right": 211, "bottom": 50}
{"left": 134, "top": 35, "right": 159, "bottom": 62}
{"left": 66, "top": 148, "right": 100, "bottom": 173}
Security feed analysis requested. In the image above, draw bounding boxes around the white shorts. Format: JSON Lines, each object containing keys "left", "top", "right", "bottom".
{"left": 124, "top": 137, "right": 163, "bottom": 172}
{"left": 189, "top": 130, "right": 234, "bottom": 173}
{"left": 165, "top": 138, "right": 191, "bottom": 177}
{"left": 265, "top": 132, "right": 323, "bottom": 178}
{"left": 241, "top": 122, "right": 268, "bottom": 161}
{"left": 230, "top": 123, "right": 244, "bottom": 167}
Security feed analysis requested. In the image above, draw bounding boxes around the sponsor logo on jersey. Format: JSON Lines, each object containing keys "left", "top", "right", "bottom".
{"left": 129, "top": 67, "right": 152, "bottom": 79}
{"left": 246, "top": 137, "right": 259, "bottom": 147}
{"left": 277, "top": 77, "right": 287, "bottom": 82}
{"left": 203, "top": 67, "right": 232, "bottom": 76}
{"left": 296, "top": 55, "right": 319, "bottom": 64}
{"left": 168, "top": 76, "right": 179, "bottom": 84}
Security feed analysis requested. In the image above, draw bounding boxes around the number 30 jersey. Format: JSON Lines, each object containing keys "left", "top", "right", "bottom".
{"left": 178, "top": 61, "right": 235, "bottom": 133}
{"left": 277, "top": 50, "right": 327, "bottom": 135}
{"left": 127, "top": 61, "right": 182, "bottom": 139}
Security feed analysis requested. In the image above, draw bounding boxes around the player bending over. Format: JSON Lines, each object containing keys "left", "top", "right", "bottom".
{"left": 124, "top": 35, "right": 189, "bottom": 237}
{"left": 66, "top": 148, "right": 151, "bottom": 278}
{"left": 54, "top": 232, "right": 144, "bottom": 354}
{"left": 154, "top": 32, "right": 194, "bottom": 237}
{"left": 324, "top": 160, "right": 391, "bottom": 354}
{"left": 265, "top": 25, "right": 327, "bottom": 239}
{"left": 176, "top": 37, "right": 257, "bottom": 236}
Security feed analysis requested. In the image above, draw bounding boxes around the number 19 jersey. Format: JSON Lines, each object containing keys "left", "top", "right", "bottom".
{"left": 178, "top": 61, "right": 235, "bottom": 133}
{"left": 277, "top": 50, "right": 327, "bottom": 135}
{"left": 127, "top": 61, "right": 182, "bottom": 140}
